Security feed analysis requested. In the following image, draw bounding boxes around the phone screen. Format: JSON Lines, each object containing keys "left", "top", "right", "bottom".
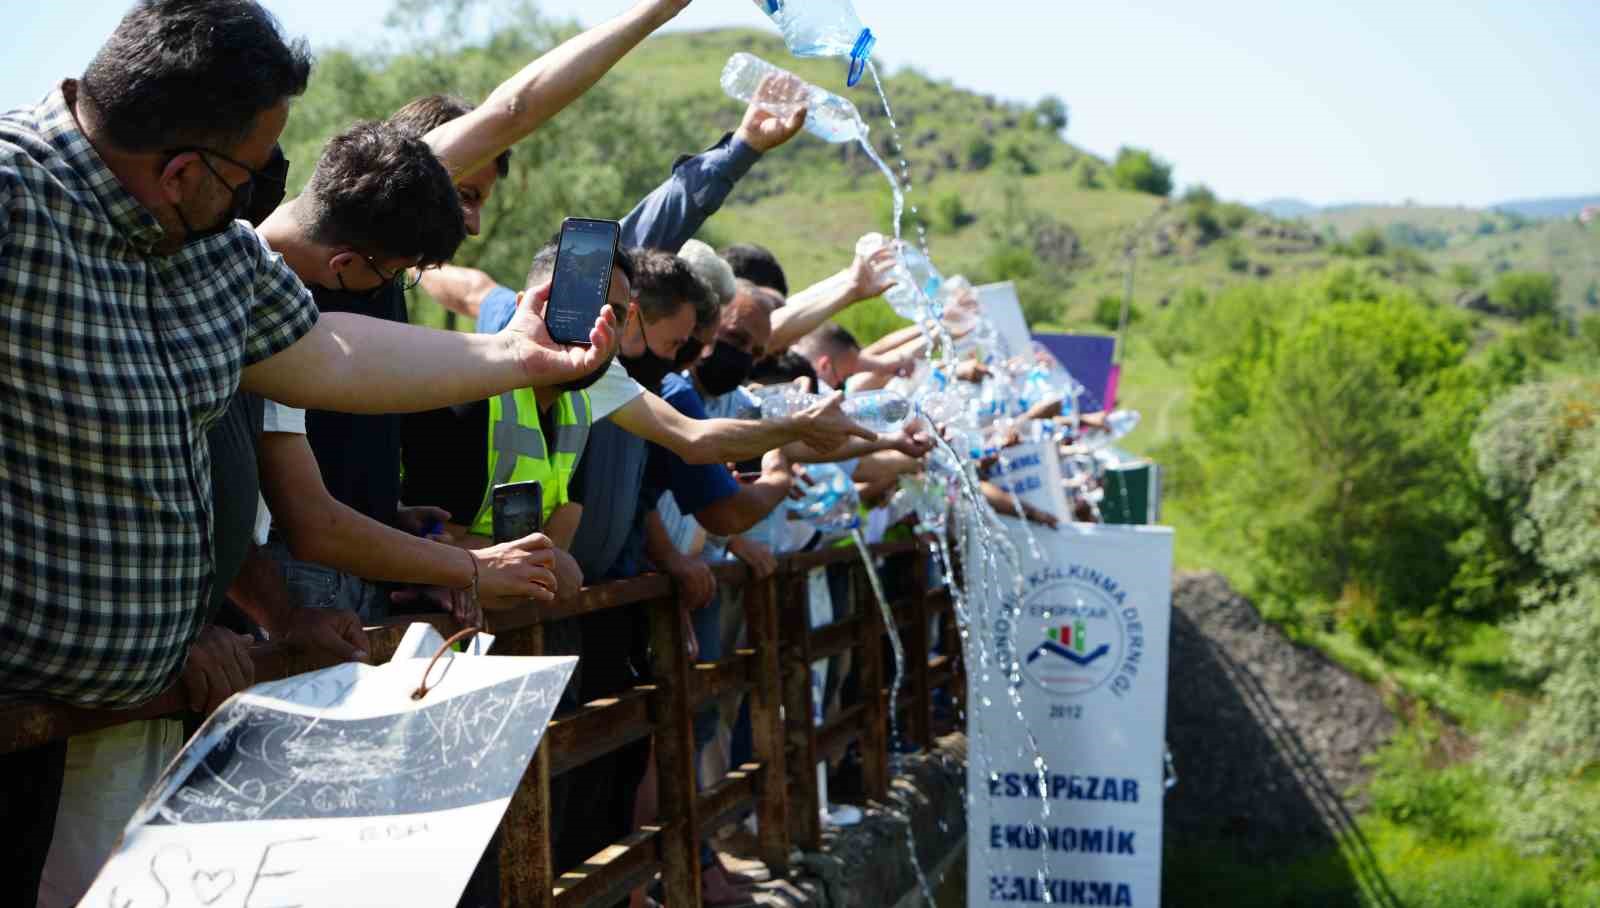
{"left": 546, "top": 218, "right": 621, "bottom": 346}
{"left": 491, "top": 481, "right": 543, "bottom": 544}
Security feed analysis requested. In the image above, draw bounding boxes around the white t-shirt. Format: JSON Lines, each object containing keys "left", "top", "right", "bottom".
{"left": 590, "top": 359, "right": 645, "bottom": 420}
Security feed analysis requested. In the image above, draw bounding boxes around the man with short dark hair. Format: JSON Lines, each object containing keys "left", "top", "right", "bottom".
{"left": 721, "top": 242, "right": 789, "bottom": 297}
{"left": 0, "top": 4, "right": 615, "bottom": 899}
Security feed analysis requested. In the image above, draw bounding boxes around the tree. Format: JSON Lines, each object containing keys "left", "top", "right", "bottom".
{"left": 1110, "top": 146, "right": 1173, "bottom": 197}
{"left": 932, "top": 192, "right": 976, "bottom": 233}
{"left": 1033, "top": 94, "right": 1069, "bottom": 132}
{"left": 966, "top": 136, "right": 995, "bottom": 171}
{"left": 1488, "top": 271, "right": 1559, "bottom": 320}
{"left": 1181, "top": 184, "right": 1217, "bottom": 206}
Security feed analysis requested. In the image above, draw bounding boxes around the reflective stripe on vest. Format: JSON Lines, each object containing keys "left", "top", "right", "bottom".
{"left": 472, "top": 389, "right": 591, "bottom": 536}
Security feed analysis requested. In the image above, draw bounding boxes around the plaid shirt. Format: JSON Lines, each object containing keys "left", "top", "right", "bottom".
{"left": 0, "top": 84, "right": 318, "bottom": 707}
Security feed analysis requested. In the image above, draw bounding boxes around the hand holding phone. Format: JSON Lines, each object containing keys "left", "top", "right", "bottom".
{"left": 546, "top": 217, "right": 623, "bottom": 347}
{"left": 492, "top": 481, "right": 544, "bottom": 544}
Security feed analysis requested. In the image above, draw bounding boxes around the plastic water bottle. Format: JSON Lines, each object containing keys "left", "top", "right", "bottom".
{"left": 722, "top": 53, "right": 867, "bottom": 144}
{"left": 748, "top": 0, "right": 877, "bottom": 87}
{"left": 1080, "top": 409, "right": 1142, "bottom": 451}
{"left": 761, "top": 389, "right": 913, "bottom": 433}
{"left": 881, "top": 242, "right": 944, "bottom": 322}
{"left": 787, "top": 462, "right": 861, "bottom": 533}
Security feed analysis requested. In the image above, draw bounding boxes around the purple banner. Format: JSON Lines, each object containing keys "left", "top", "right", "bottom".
{"left": 1033, "top": 333, "right": 1117, "bottom": 413}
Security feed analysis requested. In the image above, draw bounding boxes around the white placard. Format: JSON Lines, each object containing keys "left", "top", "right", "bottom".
{"left": 987, "top": 440, "right": 1071, "bottom": 523}
{"left": 83, "top": 625, "right": 575, "bottom": 908}
{"left": 966, "top": 523, "right": 1173, "bottom": 907}
{"left": 977, "top": 281, "right": 1034, "bottom": 361}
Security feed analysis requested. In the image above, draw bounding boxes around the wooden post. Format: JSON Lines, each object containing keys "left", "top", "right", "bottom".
{"left": 744, "top": 573, "right": 791, "bottom": 873}
{"left": 649, "top": 596, "right": 701, "bottom": 908}
{"left": 856, "top": 561, "right": 890, "bottom": 802}
{"left": 906, "top": 552, "right": 934, "bottom": 752}
{"left": 498, "top": 623, "right": 553, "bottom": 908}
{"left": 778, "top": 569, "right": 823, "bottom": 850}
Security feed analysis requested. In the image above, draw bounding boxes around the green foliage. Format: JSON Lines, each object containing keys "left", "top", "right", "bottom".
{"left": 998, "top": 141, "right": 1038, "bottom": 176}
{"left": 1368, "top": 723, "right": 1491, "bottom": 843}
{"left": 1223, "top": 239, "right": 1249, "bottom": 273}
{"left": 931, "top": 192, "right": 976, "bottom": 233}
{"left": 1110, "top": 146, "right": 1173, "bottom": 197}
{"left": 1073, "top": 160, "right": 1101, "bottom": 189}
{"left": 965, "top": 136, "right": 995, "bottom": 171}
{"left": 981, "top": 242, "right": 1036, "bottom": 283}
{"left": 1385, "top": 221, "right": 1451, "bottom": 250}
{"left": 1333, "top": 227, "right": 1387, "bottom": 257}
{"left": 1032, "top": 94, "right": 1069, "bottom": 132}
{"left": 1092, "top": 294, "right": 1136, "bottom": 331}
{"left": 1448, "top": 263, "right": 1481, "bottom": 289}
{"left": 1149, "top": 286, "right": 1207, "bottom": 363}
{"left": 1487, "top": 270, "right": 1559, "bottom": 319}
{"left": 1180, "top": 184, "right": 1217, "bottom": 206}
{"left": 1216, "top": 202, "right": 1253, "bottom": 230}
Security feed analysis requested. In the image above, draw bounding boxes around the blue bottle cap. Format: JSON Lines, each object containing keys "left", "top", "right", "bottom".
{"left": 847, "top": 28, "right": 875, "bottom": 87}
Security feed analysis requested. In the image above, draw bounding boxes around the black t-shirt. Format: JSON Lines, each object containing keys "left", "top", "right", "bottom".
{"left": 402, "top": 396, "right": 577, "bottom": 530}
{"left": 304, "top": 284, "right": 407, "bottom": 527}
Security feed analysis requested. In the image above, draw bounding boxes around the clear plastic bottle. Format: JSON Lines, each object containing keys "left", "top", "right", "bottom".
{"left": 1080, "top": 409, "right": 1142, "bottom": 451}
{"left": 881, "top": 241, "right": 944, "bottom": 322}
{"left": 786, "top": 462, "right": 861, "bottom": 533}
{"left": 748, "top": 0, "right": 877, "bottom": 87}
{"left": 721, "top": 53, "right": 867, "bottom": 144}
{"left": 760, "top": 388, "right": 913, "bottom": 433}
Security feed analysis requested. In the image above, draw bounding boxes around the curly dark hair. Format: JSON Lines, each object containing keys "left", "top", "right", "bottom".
{"left": 80, "top": 0, "right": 313, "bottom": 152}
{"left": 387, "top": 94, "right": 512, "bottom": 178}
{"left": 302, "top": 121, "right": 466, "bottom": 268}
{"left": 631, "top": 249, "right": 714, "bottom": 326}
{"left": 720, "top": 243, "right": 788, "bottom": 297}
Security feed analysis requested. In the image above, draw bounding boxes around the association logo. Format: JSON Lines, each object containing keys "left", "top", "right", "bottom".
{"left": 1014, "top": 567, "right": 1147, "bottom": 699}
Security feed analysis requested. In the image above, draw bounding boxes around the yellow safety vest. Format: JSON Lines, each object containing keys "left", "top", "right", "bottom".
{"left": 470, "top": 388, "right": 592, "bottom": 537}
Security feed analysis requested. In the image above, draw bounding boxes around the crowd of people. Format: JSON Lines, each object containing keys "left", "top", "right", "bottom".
{"left": 0, "top": 2, "right": 1121, "bottom": 906}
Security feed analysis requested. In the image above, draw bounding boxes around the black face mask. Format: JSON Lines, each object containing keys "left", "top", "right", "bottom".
{"left": 168, "top": 148, "right": 259, "bottom": 245}
{"left": 557, "top": 352, "right": 615, "bottom": 393}
{"left": 695, "top": 340, "right": 754, "bottom": 398}
{"left": 673, "top": 338, "right": 705, "bottom": 370}
{"left": 243, "top": 146, "right": 289, "bottom": 228}
{"left": 618, "top": 315, "right": 678, "bottom": 393}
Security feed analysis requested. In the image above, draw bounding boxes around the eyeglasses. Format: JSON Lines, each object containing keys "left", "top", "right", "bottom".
{"left": 164, "top": 145, "right": 284, "bottom": 210}
{"left": 359, "top": 254, "right": 426, "bottom": 292}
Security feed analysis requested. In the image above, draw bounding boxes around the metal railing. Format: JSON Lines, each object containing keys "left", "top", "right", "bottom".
{"left": 0, "top": 541, "right": 961, "bottom": 907}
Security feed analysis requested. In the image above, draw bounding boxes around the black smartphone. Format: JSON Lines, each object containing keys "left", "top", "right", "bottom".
{"left": 546, "top": 217, "right": 622, "bottom": 346}
{"left": 491, "top": 480, "right": 543, "bottom": 544}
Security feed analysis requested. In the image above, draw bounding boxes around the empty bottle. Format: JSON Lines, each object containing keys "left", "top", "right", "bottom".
{"left": 748, "top": 0, "right": 877, "bottom": 87}
{"left": 1080, "top": 409, "right": 1142, "bottom": 451}
{"left": 787, "top": 462, "right": 861, "bottom": 534}
{"left": 722, "top": 53, "right": 868, "bottom": 144}
{"left": 760, "top": 388, "right": 913, "bottom": 433}
{"left": 881, "top": 241, "right": 944, "bottom": 323}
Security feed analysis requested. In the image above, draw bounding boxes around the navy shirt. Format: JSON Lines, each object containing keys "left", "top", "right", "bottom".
{"left": 642, "top": 373, "right": 740, "bottom": 522}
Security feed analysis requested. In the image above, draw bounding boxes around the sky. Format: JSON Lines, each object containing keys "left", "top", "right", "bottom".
{"left": 5, "top": 1, "right": 1596, "bottom": 208}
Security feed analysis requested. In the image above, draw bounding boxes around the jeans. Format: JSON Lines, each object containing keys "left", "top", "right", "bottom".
{"left": 263, "top": 539, "right": 389, "bottom": 623}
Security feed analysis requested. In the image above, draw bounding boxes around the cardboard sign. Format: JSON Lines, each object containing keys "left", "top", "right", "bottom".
{"left": 83, "top": 625, "right": 575, "bottom": 908}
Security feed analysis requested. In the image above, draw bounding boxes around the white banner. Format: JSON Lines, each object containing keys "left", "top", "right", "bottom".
{"left": 83, "top": 625, "right": 575, "bottom": 908}
{"left": 976, "top": 281, "right": 1034, "bottom": 361}
{"left": 966, "top": 522, "right": 1173, "bottom": 907}
{"left": 987, "top": 440, "right": 1071, "bottom": 524}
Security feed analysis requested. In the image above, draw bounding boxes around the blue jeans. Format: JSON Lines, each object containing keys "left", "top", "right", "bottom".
{"left": 263, "top": 540, "right": 389, "bottom": 623}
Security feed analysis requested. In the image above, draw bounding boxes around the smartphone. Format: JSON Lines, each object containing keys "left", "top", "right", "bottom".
{"left": 546, "top": 217, "right": 622, "bottom": 346}
{"left": 491, "top": 480, "right": 543, "bottom": 544}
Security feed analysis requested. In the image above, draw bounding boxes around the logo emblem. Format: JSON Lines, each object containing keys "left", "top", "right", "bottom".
{"left": 1018, "top": 581, "right": 1126, "bottom": 697}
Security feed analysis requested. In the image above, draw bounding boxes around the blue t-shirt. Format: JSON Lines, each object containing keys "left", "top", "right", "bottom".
{"left": 475, "top": 286, "right": 519, "bottom": 335}
{"left": 644, "top": 373, "right": 739, "bottom": 518}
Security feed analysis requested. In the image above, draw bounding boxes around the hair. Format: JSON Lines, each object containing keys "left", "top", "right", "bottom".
{"left": 750, "top": 350, "right": 819, "bottom": 387}
{"left": 302, "top": 121, "right": 465, "bottom": 268}
{"left": 631, "top": 248, "right": 713, "bottom": 325}
{"left": 677, "top": 240, "right": 737, "bottom": 310}
{"left": 747, "top": 282, "right": 785, "bottom": 313}
{"left": 720, "top": 243, "right": 788, "bottom": 297}
{"left": 79, "top": 0, "right": 313, "bottom": 152}
{"left": 795, "top": 322, "right": 861, "bottom": 360}
{"left": 388, "top": 94, "right": 512, "bottom": 178}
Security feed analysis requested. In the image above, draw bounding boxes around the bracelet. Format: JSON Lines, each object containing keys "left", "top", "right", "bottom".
{"left": 457, "top": 549, "right": 480, "bottom": 608}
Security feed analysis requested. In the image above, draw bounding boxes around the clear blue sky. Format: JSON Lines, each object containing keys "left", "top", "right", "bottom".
{"left": 6, "top": 1, "right": 1596, "bottom": 208}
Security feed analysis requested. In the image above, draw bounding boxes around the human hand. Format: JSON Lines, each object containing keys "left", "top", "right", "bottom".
{"left": 890, "top": 424, "right": 934, "bottom": 459}
{"left": 551, "top": 547, "right": 584, "bottom": 601}
{"left": 642, "top": 0, "right": 694, "bottom": 27}
{"left": 180, "top": 626, "right": 256, "bottom": 716}
{"left": 760, "top": 446, "right": 793, "bottom": 486}
{"left": 791, "top": 392, "right": 875, "bottom": 453}
{"left": 682, "top": 605, "right": 700, "bottom": 662}
{"left": 845, "top": 244, "right": 898, "bottom": 302}
{"left": 954, "top": 359, "right": 992, "bottom": 383}
{"left": 736, "top": 74, "right": 809, "bottom": 152}
{"left": 390, "top": 585, "right": 485, "bottom": 629}
{"left": 663, "top": 550, "right": 716, "bottom": 610}
{"left": 1022, "top": 503, "right": 1061, "bottom": 529}
{"left": 395, "top": 505, "right": 452, "bottom": 537}
{"left": 504, "top": 280, "right": 619, "bottom": 388}
{"left": 474, "top": 533, "right": 560, "bottom": 600}
{"left": 275, "top": 606, "right": 371, "bottom": 664}
{"left": 727, "top": 537, "right": 778, "bottom": 581}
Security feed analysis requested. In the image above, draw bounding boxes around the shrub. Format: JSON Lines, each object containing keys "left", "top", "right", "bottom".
{"left": 981, "top": 242, "right": 1036, "bottom": 283}
{"left": 932, "top": 192, "right": 976, "bottom": 232}
{"left": 1487, "top": 271, "right": 1559, "bottom": 319}
{"left": 1333, "top": 227, "right": 1386, "bottom": 257}
{"left": 1181, "top": 184, "right": 1217, "bottom": 206}
{"left": 1185, "top": 203, "right": 1223, "bottom": 243}
{"left": 1448, "top": 263, "right": 1480, "bottom": 289}
{"left": 1092, "top": 294, "right": 1137, "bottom": 331}
{"left": 1217, "top": 202, "right": 1252, "bottom": 230}
{"left": 999, "top": 141, "right": 1038, "bottom": 176}
{"left": 1075, "top": 161, "right": 1101, "bottom": 189}
{"left": 1033, "top": 94, "right": 1068, "bottom": 132}
{"left": 1224, "top": 239, "right": 1249, "bottom": 273}
{"left": 1110, "top": 146, "right": 1173, "bottom": 197}
{"left": 966, "top": 136, "right": 995, "bottom": 171}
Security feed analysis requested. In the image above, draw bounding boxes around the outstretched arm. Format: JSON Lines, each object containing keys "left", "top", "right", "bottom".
{"left": 768, "top": 245, "right": 898, "bottom": 352}
{"left": 606, "top": 389, "right": 873, "bottom": 464}
{"left": 419, "top": 264, "right": 502, "bottom": 320}
{"left": 424, "top": 0, "right": 692, "bottom": 178}
{"left": 242, "top": 281, "right": 617, "bottom": 412}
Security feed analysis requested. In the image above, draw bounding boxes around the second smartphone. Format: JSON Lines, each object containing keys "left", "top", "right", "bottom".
{"left": 545, "top": 217, "right": 622, "bottom": 347}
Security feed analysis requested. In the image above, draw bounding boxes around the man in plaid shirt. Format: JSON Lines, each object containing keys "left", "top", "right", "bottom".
{"left": 0, "top": 1, "right": 618, "bottom": 895}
